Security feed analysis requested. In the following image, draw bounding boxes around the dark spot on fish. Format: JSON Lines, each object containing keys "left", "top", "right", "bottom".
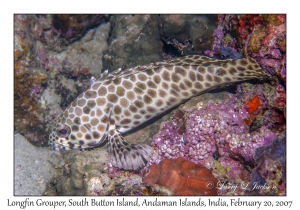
{"left": 237, "top": 66, "right": 246, "bottom": 71}
{"left": 113, "top": 78, "right": 121, "bottom": 85}
{"left": 146, "top": 69, "right": 154, "bottom": 76}
{"left": 175, "top": 67, "right": 186, "bottom": 76}
{"left": 153, "top": 75, "right": 161, "bottom": 84}
{"left": 147, "top": 106, "right": 156, "bottom": 113}
{"left": 189, "top": 71, "right": 196, "bottom": 81}
{"left": 140, "top": 109, "right": 146, "bottom": 115}
{"left": 134, "top": 100, "right": 143, "bottom": 108}
{"left": 74, "top": 117, "right": 81, "bottom": 125}
{"left": 120, "top": 119, "right": 131, "bottom": 124}
{"left": 134, "top": 114, "right": 141, "bottom": 119}
{"left": 116, "top": 87, "right": 125, "bottom": 96}
{"left": 216, "top": 68, "right": 227, "bottom": 76}
{"left": 83, "top": 106, "right": 91, "bottom": 114}
{"left": 138, "top": 73, "right": 147, "bottom": 81}
{"left": 143, "top": 95, "right": 152, "bottom": 104}
{"left": 147, "top": 80, "right": 157, "bottom": 89}
{"left": 137, "top": 82, "right": 147, "bottom": 90}
{"left": 87, "top": 100, "right": 96, "bottom": 108}
{"left": 114, "top": 105, "right": 121, "bottom": 115}
{"left": 98, "top": 86, "right": 107, "bottom": 96}
{"left": 162, "top": 71, "right": 170, "bottom": 81}
{"left": 147, "top": 89, "right": 157, "bottom": 98}
{"left": 171, "top": 73, "right": 180, "bottom": 83}
{"left": 171, "top": 84, "right": 180, "bottom": 92}
{"left": 198, "top": 67, "right": 206, "bottom": 74}
{"left": 71, "top": 124, "right": 79, "bottom": 131}
{"left": 248, "top": 65, "right": 254, "bottom": 70}
{"left": 239, "top": 59, "right": 248, "bottom": 66}
{"left": 107, "top": 94, "right": 118, "bottom": 103}
{"left": 85, "top": 134, "right": 92, "bottom": 140}
{"left": 224, "top": 77, "right": 232, "bottom": 82}
{"left": 85, "top": 90, "right": 97, "bottom": 99}
{"left": 206, "top": 74, "right": 212, "bottom": 81}
{"left": 229, "top": 67, "right": 237, "bottom": 75}
{"left": 129, "top": 105, "right": 137, "bottom": 113}
{"left": 208, "top": 67, "right": 215, "bottom": 74}
{"left": 214, "top": 76, "right": 222, "bottom": 83}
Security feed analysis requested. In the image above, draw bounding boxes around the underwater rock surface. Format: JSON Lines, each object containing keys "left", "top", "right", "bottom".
{"left": 14, "top": 134, "right": 60, "bottom": 195}
{"left": 102, "top": 14, "right": 218, "bottom": 71}
{"left": 14, "top": 15, "right": 111, "bottom": 146}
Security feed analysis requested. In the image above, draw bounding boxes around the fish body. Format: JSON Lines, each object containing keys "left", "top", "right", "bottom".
{"left": 48, "top": 55, "right": 269, "bottom": 170}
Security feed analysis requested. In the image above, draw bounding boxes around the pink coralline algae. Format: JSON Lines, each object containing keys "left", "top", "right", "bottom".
{"left": 152, "top": 95, "right": 277, "bottom": 184}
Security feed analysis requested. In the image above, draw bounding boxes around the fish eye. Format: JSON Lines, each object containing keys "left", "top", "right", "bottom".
{"left": 56, "top": 124, "right": 71, "bottom": 138}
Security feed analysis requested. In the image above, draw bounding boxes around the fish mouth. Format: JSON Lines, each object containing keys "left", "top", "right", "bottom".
{"left": 48, "top": 139, "right": 67, "bottom": 151}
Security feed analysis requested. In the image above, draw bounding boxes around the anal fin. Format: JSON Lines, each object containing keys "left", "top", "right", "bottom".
{"left": 107, "top": 129, "right": 153, "bottom": 170}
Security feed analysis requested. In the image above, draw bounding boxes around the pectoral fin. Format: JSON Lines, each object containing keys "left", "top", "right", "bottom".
{"left": 107, "top": 128, "right": 153, "bottom": 170}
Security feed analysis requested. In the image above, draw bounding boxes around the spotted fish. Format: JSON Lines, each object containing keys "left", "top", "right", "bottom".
{"left": 48, "top": 55, "right": 269, "bottom": 170}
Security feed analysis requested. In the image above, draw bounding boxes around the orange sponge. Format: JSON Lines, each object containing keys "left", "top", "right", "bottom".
{"left": 247, "top": 95, "right": 261, "bottom": 114}
{"left": 144, "top": 157, "right": 218, "bottom": 195}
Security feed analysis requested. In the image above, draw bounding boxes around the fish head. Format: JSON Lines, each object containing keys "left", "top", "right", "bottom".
{"left": 48, "top": 96, "right": 108, "bottom": 151}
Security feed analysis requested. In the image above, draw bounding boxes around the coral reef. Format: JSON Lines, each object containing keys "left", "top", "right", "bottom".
{"left": 237, "top": 82, "right": 286, "bottom": 132}
{"left": 86, "top": 172, "right": 142, "bottom": 196}
{"left": 37, "top": 14, "right": 110, "bottom": 52}
{"left": 246, "top": 95, "right": 262, "bottom": 114}
{"left": 144, "top": 157, "right": 218, "bottom": 195}
{"left": 152, "top": 94, "right": 276, "bottom": 163}
{"left": 43, "top": 147, "right": 147, "bottom": 196}
{"left": 14, "top": 15, "right": 49, "bottom": 145}
{"left": 14, "top": 14, "right": 285, "bottom": 196}
{"left": 207, "top": 14, "right": 286, "bottom": 82}
{"left": 151, "top": 82, "right": 285, "bottom": 195}
{"left": 14, "top": 14, "right": 110, "bottom": 145}
{"left": 250, "top": 132, "right": 286, "bottom": 195}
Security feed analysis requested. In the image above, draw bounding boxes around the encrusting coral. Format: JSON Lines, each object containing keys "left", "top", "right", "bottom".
{"left": 144, "top": 157, "right": 218, "bottom": 195}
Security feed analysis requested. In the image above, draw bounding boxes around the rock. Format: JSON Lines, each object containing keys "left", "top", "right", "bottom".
{"left": 102, "top": 14, "right": 163, "bottom": 71}
{"left": 14, "top": 134, "right": 60, "bottom": 195}
{"left": 159, "top": 14, "right": 218, "bottom": 55}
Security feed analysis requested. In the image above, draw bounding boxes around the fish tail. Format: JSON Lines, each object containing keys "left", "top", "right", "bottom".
{"left": 225, "top": 57, "right": 270, "bottom": 81}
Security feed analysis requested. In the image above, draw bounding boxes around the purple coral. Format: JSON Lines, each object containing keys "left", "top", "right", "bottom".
{"left": 30, "top": 85, "right": 44, "bottom": 98}
{"left": 204, "top": 27, "right": 224, "bottom": 57}
{"left": 152, "top": 94, "right": 277, "bottom": 180}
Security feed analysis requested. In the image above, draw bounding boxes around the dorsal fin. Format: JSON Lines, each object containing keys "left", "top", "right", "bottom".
{"left": 94, "top": 55, "right": 233, "bottom": 84}
{"left": 89, "top": 76, "right": 96, "bottom": 88}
